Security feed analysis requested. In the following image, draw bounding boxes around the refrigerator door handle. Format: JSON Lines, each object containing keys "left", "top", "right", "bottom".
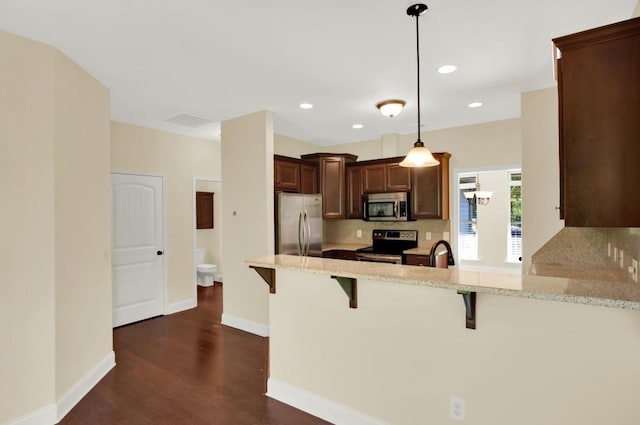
{"left": 304, "top": 210, "right": 311, "bottom": 256}
{"left": 298, "top": 212, "right": 304, "bottom": 256}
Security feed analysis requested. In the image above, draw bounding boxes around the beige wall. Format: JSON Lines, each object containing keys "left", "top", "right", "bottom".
{"left": 0, "top": 30, "right": 112, "bottom": 423}
{"left": 274, "top": 133, "right": 323, "bottom": 157}
{"left": 53, "top": 50, "right": 112, "bottom": 397}
{"left": 0, "top": 30, "right": 56, "bottom": 423}
{"left": 271, "top": 269, "right": 640, "bottom": 425}
{"left": 111, "top": 122, "right": 221, "bottom": 303}
{"left": 221, "top": 111, "right": 273, "bottom": 332}
{"left": 635, "top": 0, "right": 640, "bottom": 16}
{"left": 521, "top": 88, "right": 564, "bottom": 273}
{"left": 195, "top": 179, "right": 223, "bottom": 276}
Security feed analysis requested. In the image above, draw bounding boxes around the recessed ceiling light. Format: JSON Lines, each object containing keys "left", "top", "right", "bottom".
{"left": 299, "top": 103, "right": 313, "bottom": 109}
{"left": 438, "top": 65, "right": 457, "bottom": 74}
{"left": 352, "top": 124, "right": 363, "bottom": 129}
{"left": 468, "top": 102, "right": 483, "bottom": 108}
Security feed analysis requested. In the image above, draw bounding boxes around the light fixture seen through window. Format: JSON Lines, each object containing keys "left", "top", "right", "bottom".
{"left": 463, "top": 174, "right": 493, "bottom": 205}
{"left": 399, "top": 4, "right": 439, "bottom": 168}
{"left": 376, "top": 99, "right": 406, "bottom": 117}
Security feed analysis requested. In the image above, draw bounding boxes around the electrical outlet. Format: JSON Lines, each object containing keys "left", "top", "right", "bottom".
{"left": 631, "top": 258, "right": 638, "bottom": 283}
{"left": 619, "top": 250, "right": 624, "bottom": 268}
{"left": 356, "top": 229, "right": 362, "bottom": 238}
{"left": 443, "top": 231, "right": 450, "bottom": 241}
{"left": 450, "top": 396, "right": 465, "bottom": 421}
{"left": 613, "top": 247, "right": 618, "bottom": 263}
{"left": 608, "top": 242, "right": 611, "bottom": 257}
{"left": 425, "top": 231, "right": 432, "bottom": 241}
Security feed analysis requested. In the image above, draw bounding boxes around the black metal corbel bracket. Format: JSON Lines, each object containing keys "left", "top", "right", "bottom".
{"left": 457, "top": 290, "right": 477, "bottom": 329}
{"left": 250, "top": 266, "right": 276, "bottom": 294}
{"left": 331, "top": 275, "right": 358, "bottom": 309}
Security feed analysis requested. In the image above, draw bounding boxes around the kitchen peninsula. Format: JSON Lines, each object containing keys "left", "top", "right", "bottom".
{"left": 246, "top": 254, "right": 640, "bottom": 425}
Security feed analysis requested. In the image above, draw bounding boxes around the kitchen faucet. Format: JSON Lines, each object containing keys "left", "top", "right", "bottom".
{"left": 428, "top": 240, "right": 455, "bottom": 267}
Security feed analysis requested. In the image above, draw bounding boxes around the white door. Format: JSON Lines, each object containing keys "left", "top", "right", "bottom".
{"left": 111, "top": 173, "right": 165, "bottom": 327}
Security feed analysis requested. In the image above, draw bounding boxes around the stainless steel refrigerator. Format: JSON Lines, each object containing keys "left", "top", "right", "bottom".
{"left": 276, "top": 192, "right": 323, "bottom": 257}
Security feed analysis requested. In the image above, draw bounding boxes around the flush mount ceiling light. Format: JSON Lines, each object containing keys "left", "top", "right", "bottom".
{"left": 299, "top": 103, "right": 313, "bottom": 109}
{"left": 399, "top": 3, "right": 439, "bottom": 168}
{"left": 376, "top": 99, "right": 406, "bottom": 117}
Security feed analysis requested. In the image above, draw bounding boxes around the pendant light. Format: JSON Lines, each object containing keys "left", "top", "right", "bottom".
{"left": 399, "top": 3, "right": 439, "bottom": 168}
{"left": 463, "top": 173, "right": 493, "bottom": 205}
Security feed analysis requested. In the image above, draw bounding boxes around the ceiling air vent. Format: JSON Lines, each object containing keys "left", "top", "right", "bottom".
{"left": 164, "top": 113, "right": 215, "bottom": 128}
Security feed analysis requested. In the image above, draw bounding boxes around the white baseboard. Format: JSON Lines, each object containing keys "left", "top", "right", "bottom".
{"left": 3, "top": 404, "right": 56, "bottom": 425}
{"left": 166, "top": 297, "right": 197, "bottom": 315}
{"left": 221, "top": 313, "right": 269, "bottom": 337}
{"left": 267, "top": 378, "right": 388, "bottom": 425}
{"left": 56, "top": 351, "right": 115, "bottom": 422}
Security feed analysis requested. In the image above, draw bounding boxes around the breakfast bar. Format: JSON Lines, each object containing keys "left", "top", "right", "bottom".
{"left": 246, "top": 254, "right": 640, "bottom": 425}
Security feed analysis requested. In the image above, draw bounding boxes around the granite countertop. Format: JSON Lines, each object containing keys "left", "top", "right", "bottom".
{"left": 322, "top": 243, "right": 371, "bottom": 252}
{"left": 246, "top": 254, "right": 640, "bottom": 310}
{"left": 403, "top": 247, "right": 432, "bottom": 255}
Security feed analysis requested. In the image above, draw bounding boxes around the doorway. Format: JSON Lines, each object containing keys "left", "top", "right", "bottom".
{"left": 111, "top": 172, "right": 166, "bottom": 327}
{"left": 193, "top": 177, "right": 223, "bottom": 287}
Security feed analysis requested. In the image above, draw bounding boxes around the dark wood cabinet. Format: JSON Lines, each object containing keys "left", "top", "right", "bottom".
{"left": 322, "top": 250, "right": 357, "bottom": 260}
{"left": 411, "top": 152, "right": 450, "bottom": 219}
{"left": 300, "top": 163, "right": 318, "bottom": 194}
{"left": 301, "top": 153, "right": 358, "bottom": 219}
{"left": 196, "top": 191, "right": 214, "bottom": 229}
{"left": 553, "top": 17, "right": 640, "bottom": 227}
{"left": 274, "top": 156, "right": 300, "bottom": 192}
{"left": 404, "top": 254, "right": 430, "bottom": 267}
{"left": 362, "top": 160, "right": 411, "bottom": 193}
{"left": 274, "top": 155, "right": 318, "bottom": 194}
{"left": 347, "top": 165, "right": 364, "bottom": 219}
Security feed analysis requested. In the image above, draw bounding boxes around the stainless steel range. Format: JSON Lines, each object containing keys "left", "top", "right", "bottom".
{"left": 355, "top": 229, "right": 418, "bottom": 264}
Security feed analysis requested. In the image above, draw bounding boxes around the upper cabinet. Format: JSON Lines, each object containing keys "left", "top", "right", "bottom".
{"left": 362, "top": 161, "right": 411, "bottom": 193}
{"left": 411, "top": 152, "right": 450, "bottom": 219}
{"left": 301, "top": 153, "right": 358, "bottom": 219}
{"left": 347, "top": 153, "right": 450, "bottom": 220}
{"left": 196, "top": 191, "right": 214, "bottom": 229}
{"left": 274, "top": 155, "right": 318, "bottom": 194}
{"left": 553, "top": 17, "right": 640, "bottom": 227}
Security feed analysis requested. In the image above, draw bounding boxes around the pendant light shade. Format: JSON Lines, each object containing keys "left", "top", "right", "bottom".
{"left": 400, "top": 3, "right": 439, "bottom": 168}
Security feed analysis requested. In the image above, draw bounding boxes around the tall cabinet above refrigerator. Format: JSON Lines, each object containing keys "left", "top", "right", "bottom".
{"left": 276, "top": 192, "right": 323, "bottom": 257}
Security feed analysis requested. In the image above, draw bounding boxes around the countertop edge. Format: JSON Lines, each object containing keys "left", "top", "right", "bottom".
{"left": 246, "top": 255, "right": 640, "bottom": 311}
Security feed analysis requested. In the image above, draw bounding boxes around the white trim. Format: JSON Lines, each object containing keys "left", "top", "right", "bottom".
{"left": 166, "top": 297, "right": 197, "bottom": 315}
{"left": 267, "top": 378, "right": 388, "bottom": 425}
{"left": 3, "top": 404, "right": 56, "bottom": 425}
{"left": 56, "top": 351, "right": 115, "bottom": 422}
{"left": 221, "top": 313, "right": 269, "bottom": 337}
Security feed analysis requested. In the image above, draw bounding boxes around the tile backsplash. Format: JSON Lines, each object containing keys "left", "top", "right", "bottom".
{"left": 324, "top": 219, "right": 451, "bottom": 248}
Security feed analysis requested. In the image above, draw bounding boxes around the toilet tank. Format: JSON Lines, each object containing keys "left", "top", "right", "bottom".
{"left": 195, "top": 248, "right": 206, "bottom": 264}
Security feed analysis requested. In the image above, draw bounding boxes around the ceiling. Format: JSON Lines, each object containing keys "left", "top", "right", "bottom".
{"left": 0, "top": 0, "right": 636, "bottom": 146}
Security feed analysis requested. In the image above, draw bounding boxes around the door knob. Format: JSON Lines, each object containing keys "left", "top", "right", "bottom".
{"left": 157, "top": 250, "right": 164, "bottom": 255}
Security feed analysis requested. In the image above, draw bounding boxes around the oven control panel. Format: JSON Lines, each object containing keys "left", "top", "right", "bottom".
{"left": 372, "top": 230, "right": 418, "bottom": 241}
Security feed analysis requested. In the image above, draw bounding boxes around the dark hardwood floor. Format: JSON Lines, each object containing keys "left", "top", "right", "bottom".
{"left": 60, "top": 285, "right": 330, "bottom": 425}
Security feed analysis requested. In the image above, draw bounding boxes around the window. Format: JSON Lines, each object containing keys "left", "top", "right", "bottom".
{"left": 458, "top": 174, "right": 478, "bottom": 260}
{"left": 508, "top": 172, "right": 522, "bottom": 262}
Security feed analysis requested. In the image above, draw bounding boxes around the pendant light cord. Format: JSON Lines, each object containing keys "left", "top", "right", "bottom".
{"left": 415, "top": 12, "right": 421, "bottom": 143}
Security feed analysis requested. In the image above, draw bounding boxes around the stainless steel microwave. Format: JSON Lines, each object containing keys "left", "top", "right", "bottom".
{"left": 363, "top": 192, "right": 411, "bottom": 221}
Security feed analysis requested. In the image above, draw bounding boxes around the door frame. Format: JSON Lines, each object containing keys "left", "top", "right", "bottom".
{"left": 192, "top": 176, "right": 222, "bottom": 301}
{"left": 112, "top": 171, "right": 169, "bottom": 315}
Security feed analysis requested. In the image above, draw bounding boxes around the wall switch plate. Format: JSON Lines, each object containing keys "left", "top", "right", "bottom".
{"left": 425, "top": 231, "right": 432, "bottom": 241}
{"left": 614, "top": 247, "right": 618, "bottom": 263}
{"left": 356, "top": 229, "right": 362, "bottom": 238}
{"left": 443, "top": 231, "right": 450, "bottom": 241}
{"left": 632, "top": 258, "right": 638, "bottom": 283}
{"left": 608, "top": 242, "right": 611, "bottom": 257}
{"left": 450, "top": 396, "right": 465, "bottom": 421}
{"left": 619, "top": 250, "right": 624, "bottom": 268}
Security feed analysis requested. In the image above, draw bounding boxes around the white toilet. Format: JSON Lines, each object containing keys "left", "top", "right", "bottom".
{"left": 196, "top": 248, "right": 217, "bottom": 287}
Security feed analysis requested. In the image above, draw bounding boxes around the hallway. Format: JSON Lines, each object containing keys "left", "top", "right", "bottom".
{"left": 60, "top": 286, "right": 330, "bottom": 425}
